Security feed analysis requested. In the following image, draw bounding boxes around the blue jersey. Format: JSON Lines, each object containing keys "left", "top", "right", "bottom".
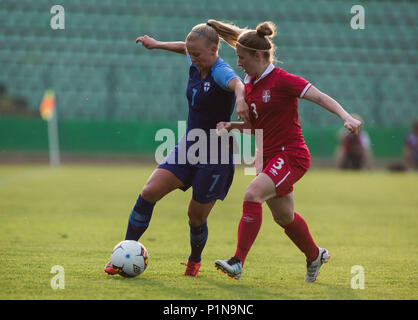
{"left": 158, "top": 54, "right": 239, "bottom": 203}
{"left": 186, "top": 53, "right": 237, "bottom": 132}
{"left": 185, "top": 53, "right": 238, "bottom": 163}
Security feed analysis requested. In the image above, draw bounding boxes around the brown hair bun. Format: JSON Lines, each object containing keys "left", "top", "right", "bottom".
{"left": 256, "top": 21, "right": 276, "bottom": 38}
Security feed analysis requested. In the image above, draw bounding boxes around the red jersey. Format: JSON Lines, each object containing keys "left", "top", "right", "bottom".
{"left": 245, "top": 65, "right": 311, "bottom": 160}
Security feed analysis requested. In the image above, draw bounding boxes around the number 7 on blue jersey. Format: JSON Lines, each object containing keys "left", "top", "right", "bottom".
{"left": 191, "top": 88, "right": 197, "bottom": 106}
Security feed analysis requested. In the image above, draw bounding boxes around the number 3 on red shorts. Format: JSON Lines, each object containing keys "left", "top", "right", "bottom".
{"left": 273, "top": 158, "right": 284, "bottom": 170}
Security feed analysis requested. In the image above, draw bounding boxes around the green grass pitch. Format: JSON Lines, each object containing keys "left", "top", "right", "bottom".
{"left": 0, "top": 164, "right": 417, "bottom": 300}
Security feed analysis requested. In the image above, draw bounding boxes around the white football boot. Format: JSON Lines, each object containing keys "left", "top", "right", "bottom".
{"left": 215, "top": 256, "right": 243, "bottom": 280}
{"left": 305, "top": 247, "right": 330, "bottom": 282}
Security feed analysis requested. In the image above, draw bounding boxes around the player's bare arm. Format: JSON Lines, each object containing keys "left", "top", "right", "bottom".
{"left": 303, "top": 85, "right": 362, "bottom": 136}
{"left": 227, "top": 78, "right": 251, "bottom": 124}
{"left": 217, "top": 121, "right": 253, "bottom": 134}
{"left": 136, "top": 35, "right": 186, "bottom": 55}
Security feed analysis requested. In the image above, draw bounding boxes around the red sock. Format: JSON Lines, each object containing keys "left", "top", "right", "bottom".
{"left": 234, "top": 201, "right": 262, "bottom": 265}
{"left": 283, "top": 212, "right": 319, "bottom": 262}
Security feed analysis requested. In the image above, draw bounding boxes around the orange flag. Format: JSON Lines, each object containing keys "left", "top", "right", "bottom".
{"left": 40, "top": 90, "right": 56, "bottom": 121}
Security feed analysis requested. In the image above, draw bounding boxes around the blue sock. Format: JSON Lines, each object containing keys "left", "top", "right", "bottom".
{"left": 125, "top": 194, "right": 155, "bottom": 241}
{"left": 188, "top": 221, "right": 208, "bottom": 263}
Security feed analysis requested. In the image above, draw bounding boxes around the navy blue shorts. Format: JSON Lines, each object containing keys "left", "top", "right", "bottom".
{"left": 158, "top": 147, "right": 235, "bottom": 204}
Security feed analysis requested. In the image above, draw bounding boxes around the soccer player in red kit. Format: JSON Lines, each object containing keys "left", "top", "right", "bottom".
{"left": 207, "top": 20, "right": 362, "bottom": 281}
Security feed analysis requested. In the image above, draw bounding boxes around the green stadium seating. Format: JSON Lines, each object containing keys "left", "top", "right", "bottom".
{"left": 0, "top": 0, "right": 416, "bottom": 126}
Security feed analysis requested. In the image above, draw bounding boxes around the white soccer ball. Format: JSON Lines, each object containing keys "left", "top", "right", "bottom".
{"left": 110, "top": 240, "right": 149, "bottom": 277}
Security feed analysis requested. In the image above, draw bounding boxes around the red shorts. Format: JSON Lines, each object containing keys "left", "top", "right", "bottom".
{"left": 260, "top": 148, "right": 310, "bottom": 197}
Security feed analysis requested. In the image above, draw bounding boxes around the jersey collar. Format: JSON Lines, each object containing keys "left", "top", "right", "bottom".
{"left": 244, "top": 63, "right": 275, "bottom": 85}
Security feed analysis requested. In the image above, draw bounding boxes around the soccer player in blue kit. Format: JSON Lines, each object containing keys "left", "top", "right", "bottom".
{"left": 105, "top": 22, "right": 250, "bottom": 277}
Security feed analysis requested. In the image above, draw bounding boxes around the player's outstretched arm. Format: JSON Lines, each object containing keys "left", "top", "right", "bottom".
{"left": 136, "top": 35, "right": 186, "bottom": 55}
{"left": 303, "top": 85, "right": 362, "bottom": 136}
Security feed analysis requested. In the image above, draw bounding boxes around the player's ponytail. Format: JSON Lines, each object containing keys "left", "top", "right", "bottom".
{"left": 205, "top": 19, "right": 248, "bottom": 49}
{"left": 194, "top": 20, "right": 278, "bottom": 63}
{"left": 186, "top": 19, "right": 247, "bottom": 49}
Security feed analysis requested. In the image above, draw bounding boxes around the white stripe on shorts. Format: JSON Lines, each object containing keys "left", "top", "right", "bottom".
{"left": 275, "top": 171, "right": 291, "bottom": 187}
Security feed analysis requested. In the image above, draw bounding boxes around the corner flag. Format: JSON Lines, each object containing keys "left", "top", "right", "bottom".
{"left": 40, "top": 89, "right": 60, "bottom": 167}
{"left": 40, "top": 89, "right": 56, "bottom": 121}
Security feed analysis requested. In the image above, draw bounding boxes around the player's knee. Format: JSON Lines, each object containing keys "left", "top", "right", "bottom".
{"left": 140, "top": 184, "right": 161, "bottom": 203}
{"left": 188, "top": 210, "right": 206, "bottom": 226}
{"left": 243, "top": 187, "right": 263, "bottom": 203}
{"left": 273, "top": 210, "right": 294, "bottom": 227}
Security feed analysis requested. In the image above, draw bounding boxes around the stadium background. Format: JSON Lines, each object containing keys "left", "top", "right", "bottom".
{"left": 0, "top": 0, "right": 417, "bottom": 162}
